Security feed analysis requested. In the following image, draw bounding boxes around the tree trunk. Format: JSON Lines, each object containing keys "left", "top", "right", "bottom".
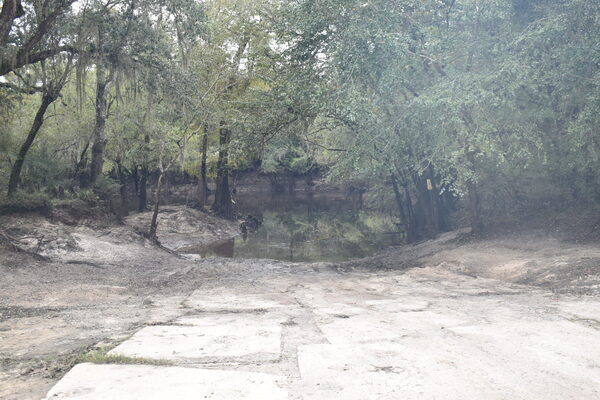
{"left": 149, "top": 171, "right": 164, "bottom": 240}
{"left": 7, "top": 92, "right": 55, "bottom": 196}
{"left": 212, "top": 123, "right": 233, "bottom": 219}
{"left": 138, "top": 165, "right": 148, "bottom": 211}
{"left": 391, "top": 174, "right": 417, "bottom": 243}
{"left": 74, "top": 141, "right": 90, "bottom": 188}
{"left": 209, "top": 39, "right": 247, "bottom": 218}
{"left": 466, "top": 152, "right": 484, "bottom": 235}
{"left": 412, "top": 173, "right": 436, "bottom": 238}
{"left": 467, "top": 180, "right": 483, "bottom": 235}
{"left": 403, "top": 183, "right": 418, "bottom": 236}
{"left": 436, "top": 184, "right": 452, "bottom": 232}
{"left": 116, "top": 161, "right": 129, "bottom": 217}
{"left": 199, "top": 129, "right": 208, "bottom": 206}
{"left": 89, "top": 63, "right": 110, "bottom": 186}
{"left": 149, "top": 154, "right": 177, "bottom": 240}
{"left": 0, "top": 0, "right": 24, "bottom": 47}
{"left": 163, "top": 172, "right": 170, "bottom": 205}
{"left": 132, "top": 166, "right": 139, "bottom": 198}
{"left": 0, "top": 0, "right": 76, "bottom": 77}
{"left": 425, "top": 164, "right": 450, "bottom": 232}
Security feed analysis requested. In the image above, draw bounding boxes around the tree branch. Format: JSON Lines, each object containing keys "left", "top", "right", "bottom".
{"left": 18, "top": 0, "right": 77, "bottom": 59}
{"left": 0, "top": 81, "right": 44, "bottom": 94}
{"left": 0, "top": 0, "right": 25, "bottom": 46}
{"left": 0, "top": 45, "right": 77, "bottom": 76}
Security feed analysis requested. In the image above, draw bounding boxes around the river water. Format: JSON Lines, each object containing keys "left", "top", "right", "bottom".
{"left": 195, "top": 192, "right": 402, "bottom": 262}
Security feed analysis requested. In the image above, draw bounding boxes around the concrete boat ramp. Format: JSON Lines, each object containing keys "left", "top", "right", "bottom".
{"left": 43, "top": 267, "right": 600, "bottom": 399}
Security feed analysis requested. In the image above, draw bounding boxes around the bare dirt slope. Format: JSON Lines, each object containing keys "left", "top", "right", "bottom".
{"left": 347, "top": 230, "right": 600, "bottom": 296}
{"left": 123, "top": 205, "right": 239, "bottom": 250}
{"left": 0, "top": 209, "right": 598, "bottom": 399}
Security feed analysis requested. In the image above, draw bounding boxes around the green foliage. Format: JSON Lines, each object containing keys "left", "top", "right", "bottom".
{"left": 261, "top": 138, "right": 315, "bottom": 175}
{"left": 1, "top": 0, "right": 598, "bottom": 226}
{"left": 0, "top": 191, "right": 51, "bottom": 215}
{"left": 276, "top": 0, "right": 599, "bottom": 214}
{"left": 91, "top": 176, "right": 121, "bottom": 200}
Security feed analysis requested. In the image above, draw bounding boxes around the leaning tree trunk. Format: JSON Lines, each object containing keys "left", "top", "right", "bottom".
{"left": 212, "top": 123, "right": 233, "bottom": 219}
{"left": 149, "top": 151, "right": 178, "bottom": 240}
{"left": 148, "top": 171, "right": 165, "bottom": 240}
{"left": 74, "top": 141, "right": 90, "bottom": 188}
{"left": 89, "top": 63, "right": 110, "bottom": 186}
{"left": 7, "top": 92, "right": 56, "bottom": 196}
{"left": 198, "top": 129, "right": 208, "bottom": 207}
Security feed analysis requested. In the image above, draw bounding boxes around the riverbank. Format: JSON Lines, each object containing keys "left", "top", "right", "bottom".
{"left": 1, "top": 207, "right": 599, "bottom": 399}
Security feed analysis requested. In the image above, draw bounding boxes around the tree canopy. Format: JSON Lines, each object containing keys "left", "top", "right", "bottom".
{"left": 1, "top": 0, "right": 598, "bottom": 238}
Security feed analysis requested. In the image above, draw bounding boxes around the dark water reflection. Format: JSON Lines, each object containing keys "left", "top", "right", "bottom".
{"left": 196, "top": 192, "right": 402, "bottom": 263}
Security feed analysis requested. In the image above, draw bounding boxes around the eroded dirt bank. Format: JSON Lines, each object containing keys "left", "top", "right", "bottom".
{"left": 1, "top": 208, "right": 599, "bottom": 399}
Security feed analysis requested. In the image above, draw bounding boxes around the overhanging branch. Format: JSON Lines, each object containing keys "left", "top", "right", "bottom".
{"left": 0, "top": 45, "right": 78, "bottom": 76}
{"left": 0, "top": 81, "right": 43, "bottom": 94}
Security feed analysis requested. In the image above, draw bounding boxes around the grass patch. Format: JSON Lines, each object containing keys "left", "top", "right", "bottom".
{"left": 47, "top": 344, "right": 173, "bottom": 379}
{"left": 81, "top": 349, "right": 173, "bottom": 366}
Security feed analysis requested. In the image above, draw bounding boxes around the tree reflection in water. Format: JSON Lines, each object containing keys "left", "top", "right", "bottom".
{"left": 196, "top": 193, "right": 402, "bottom": 263}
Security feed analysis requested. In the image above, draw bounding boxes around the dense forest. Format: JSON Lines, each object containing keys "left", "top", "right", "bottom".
{"left": 1, "top": 0, "right": 598, "bottom": 242}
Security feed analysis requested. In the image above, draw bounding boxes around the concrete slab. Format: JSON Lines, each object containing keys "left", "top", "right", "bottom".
{"left": 296, "top": 333, "right": 600, "bottom": 399}
{"left": 557, "top": 298, "right": 600, "bottom": 322}
{"left": 184, "top": 291, "right": 290, "bottom": 312}
{"left": 364, "top": 298, "right": 430, "bottom": 312}
{"left": 446, "top": 319, "right": 600, "bottom": 383}
{"left": 109, "top": 314, "right": 282, "bottom": 363}
{"left": 312, "top": 302, "right": 368, "bottom": 318}
{"left": 37, "top": 266, "right": 600, "bottom": 400}
{"left": 43, "top": 363, "right": 287, "bottom": 399}
{"left": 315, "top": 312, "right": 405, "bottom": 343}
{"left": 315, "top": 308, "right": 470, "bottom": 344}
